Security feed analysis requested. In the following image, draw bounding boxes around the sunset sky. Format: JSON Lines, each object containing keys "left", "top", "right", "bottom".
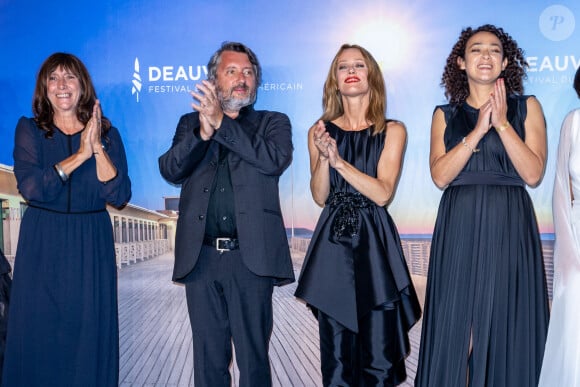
{"left": 1, "top": 0, "right": 577, "bottom": 235}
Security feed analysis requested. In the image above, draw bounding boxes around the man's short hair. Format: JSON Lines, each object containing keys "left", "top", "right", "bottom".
{"left": 207, "top": 42, "right": 262, "bottom": 86}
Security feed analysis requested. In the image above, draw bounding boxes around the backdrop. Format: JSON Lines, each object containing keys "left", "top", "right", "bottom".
{"left": 1, "top": 0, "right": 579, "bottom": 236}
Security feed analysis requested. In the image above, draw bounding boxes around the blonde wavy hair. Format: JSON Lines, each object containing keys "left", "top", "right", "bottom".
{"left": 320, "top": 44, "right": 387, "bottom": 134}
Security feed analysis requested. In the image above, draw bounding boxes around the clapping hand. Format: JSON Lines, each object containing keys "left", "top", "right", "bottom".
{"left": 489, "top": 78, "right": 508, "bottom": 130}
{"left": 79, "top": 100, "right": 102, "bottom": 159}
{"left": 191, "top": 80, "right": 224, "bottom": 140}
{"left": 313, "top": 120, "right": 331, "bottom": 159}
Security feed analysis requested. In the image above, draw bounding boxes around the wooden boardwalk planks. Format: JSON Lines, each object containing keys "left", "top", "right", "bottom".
{"left": 118, "top": 252, "right": 423, "bottom": 386}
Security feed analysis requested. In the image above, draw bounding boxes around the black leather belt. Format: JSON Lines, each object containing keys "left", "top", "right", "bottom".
{"left": 203, "top": 236, "right": 239, "bottom": 252}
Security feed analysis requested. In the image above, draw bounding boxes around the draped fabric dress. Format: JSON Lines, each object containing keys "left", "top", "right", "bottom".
{"left": 295, "top": 121, "right": 421, "bottom": 383}
{"left": 538, "top": 108, "right": 580, "bottom": 387}
{"left": 2, "top": 117, "right": 131, "bottom": 386}
{"left": 414, "top": 96, "right": 549, "bottom": 387}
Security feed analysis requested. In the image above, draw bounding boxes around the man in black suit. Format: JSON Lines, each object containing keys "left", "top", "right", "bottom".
{"left": 159, "top": 42, "right": 294, "bottom": 387}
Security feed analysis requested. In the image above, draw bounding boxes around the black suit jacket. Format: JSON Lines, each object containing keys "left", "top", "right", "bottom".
{"left": 159, "top": 106, "right": 295, "bottom": 285}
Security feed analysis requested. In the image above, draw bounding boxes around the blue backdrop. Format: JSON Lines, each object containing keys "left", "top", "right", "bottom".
{"left": 1, "top": 0, "right": 578, "bottom": 234}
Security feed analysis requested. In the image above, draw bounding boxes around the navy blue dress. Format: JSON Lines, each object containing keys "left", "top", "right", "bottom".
{"left": 295, "top": 121, "right": 421, "bottom": 384}
{"left": 2, "top": 117, "right": 131, "bottom": 386}
{"left": 414, "top": 96, "right": 549, "bottom": 387}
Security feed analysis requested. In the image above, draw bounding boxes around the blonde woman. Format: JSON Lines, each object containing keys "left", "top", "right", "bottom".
{"left": 295, "top": 44, "right": 420, "bottom": 386}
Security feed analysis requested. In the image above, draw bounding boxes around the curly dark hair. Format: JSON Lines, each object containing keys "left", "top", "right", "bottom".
{"left": 441, "top": 24, "right": 528, "bottom": 105}
{"left": 33, "top": 52, "right": 111, "bottom": 138}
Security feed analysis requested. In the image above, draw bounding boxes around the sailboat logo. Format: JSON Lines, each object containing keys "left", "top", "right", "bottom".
{"left": 132, "top": 58, "right": 142, "bottom": 102}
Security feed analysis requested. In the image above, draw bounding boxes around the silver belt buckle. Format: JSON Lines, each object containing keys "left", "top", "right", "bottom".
{"left": 216, "top": 237, "right": 230, "bottom": 253}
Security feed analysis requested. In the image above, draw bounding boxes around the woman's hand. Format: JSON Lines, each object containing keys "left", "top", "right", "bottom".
{"left": 474, "top": 99, "right": 493, "bottom": 135}
{"left": 326, "top": 137, "right": 342, "bottom": 169}
{"left": 89, "top": 100, "right": 103, "bottom": 152}
{"left": 489, "top": 78, "right": 508, "bottom": 129}
{"left": 78, "top": 100, "right": 103, "bottom": 160}
{"left": 312, "top": 120, "right": 331, "bottom": 159}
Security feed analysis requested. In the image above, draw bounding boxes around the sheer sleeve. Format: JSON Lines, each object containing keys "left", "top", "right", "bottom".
{"left": 98, "top": 126, "right": 132, "bottom": 208}
{"left": 552, "top": 109, "right": 580, "bottom": 297}
{"left": 12, "top": 117, "right": 65, "bottom": 203}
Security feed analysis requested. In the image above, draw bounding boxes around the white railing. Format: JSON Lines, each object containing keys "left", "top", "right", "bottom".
{"left": 114, "top": 238, "right": 170, "bottom": 269}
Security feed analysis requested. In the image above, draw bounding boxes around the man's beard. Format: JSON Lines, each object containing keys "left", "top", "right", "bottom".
{"left": 217, "top": 84, "right": 257, "bottom": 112}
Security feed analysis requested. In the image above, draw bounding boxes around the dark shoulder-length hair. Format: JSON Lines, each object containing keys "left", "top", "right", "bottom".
{"left": 320, "top": 44, "right": 387, "bottom": 134}
{"left": 441, "top": 24, "right": 528, "bottom": 105}
{"left": 33, "top": 52, "right": 111, "bottom": 137}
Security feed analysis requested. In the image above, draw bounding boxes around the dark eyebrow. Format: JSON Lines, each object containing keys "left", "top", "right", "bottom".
{"left": 468, "top": 42, "right": 501, "bottom": 49}
{"left": 224, "top": 65, "right": 253, "bottom": 71}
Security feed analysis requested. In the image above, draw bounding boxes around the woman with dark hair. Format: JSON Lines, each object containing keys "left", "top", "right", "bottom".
{"left": 295, "top": 44, "right": 421, "bottom": 386}
{"left": 2, "top": 53, "right": 131, "bottom": 386}
{"left": 538, "top": 66, "right": 580, "bottom": 387}
{"left": 414, "top": 25, "right": 549, "bottom": 387}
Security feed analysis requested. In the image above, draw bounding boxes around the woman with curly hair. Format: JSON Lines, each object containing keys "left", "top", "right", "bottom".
{"left": 414, "top": 25, "right": 549, "bottom": 387}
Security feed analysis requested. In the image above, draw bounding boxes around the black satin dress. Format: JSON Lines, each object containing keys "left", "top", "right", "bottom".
{"left": 295, "top": 121, "right": 421, "bottom": 386}
{"left": 414, "top": 96, "right": 549, "bottom": 387}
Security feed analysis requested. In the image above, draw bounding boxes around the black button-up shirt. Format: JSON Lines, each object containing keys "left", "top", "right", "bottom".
{"left": 204, "top": 144, "right": 237, "bottom": 238}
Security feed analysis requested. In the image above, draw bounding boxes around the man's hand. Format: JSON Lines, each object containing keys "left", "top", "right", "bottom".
{"left": 191, "top": 80, "right": 224, "bottom": 132}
